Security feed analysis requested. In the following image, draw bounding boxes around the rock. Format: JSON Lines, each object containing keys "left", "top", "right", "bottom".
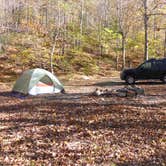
{"left": 82, "top": 75, "right": 90, "bottom": 80}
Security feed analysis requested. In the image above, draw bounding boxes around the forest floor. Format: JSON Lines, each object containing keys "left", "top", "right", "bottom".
{"left": 0, "top": 76, "right": 165, "bottom": 166}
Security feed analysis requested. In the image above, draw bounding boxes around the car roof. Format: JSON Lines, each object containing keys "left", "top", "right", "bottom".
{"left": 146, "top": 58, "right": 166, "bottom": 62}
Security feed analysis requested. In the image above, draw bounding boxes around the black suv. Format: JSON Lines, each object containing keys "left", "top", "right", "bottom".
{"left": 120, "top": 58, "right": 166, "bottom": 84}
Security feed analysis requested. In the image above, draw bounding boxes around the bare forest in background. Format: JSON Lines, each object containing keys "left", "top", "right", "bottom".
{"left": 0, "top": 1, "right": 166, "bottom": 165}
{"left": 0, "top": 0, "right": 166, "bottom": 75}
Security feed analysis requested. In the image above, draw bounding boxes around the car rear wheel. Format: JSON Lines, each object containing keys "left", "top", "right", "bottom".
{"left": 125, "top": 76, "right": 135, "bottom": 84}
{"left": 162, "top": 75, "right": 166, "bottom": 83}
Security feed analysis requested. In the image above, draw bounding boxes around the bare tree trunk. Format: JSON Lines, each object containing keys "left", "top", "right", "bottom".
{"left": 80, "top": 0, "right": 84, "bottom": 36}
{"left": 78, "top": 0, "right": 84, "bottom": 49}
{"left": 116, "top": 39, "right": 120, "bottom": 70}
{"left": 61, "top": 12, "right": 67, "bottom": 56}
{"left": 98, "top": 17, "right": 103, "bottom": 56}
{"left": 153, "top": 15, "right": 157, "bottom": 40}
{"left": 122, "top": 34, "right": 126, "bottom": 69}
{"left": 50, "top": 33, "right": 59, "bottom": 74}
{"left": 164, "top": 30, "right": 166, "bottom": 57}
{"left": 116, "top": 55, "right": 119, "bottom": 70}
{"left": 45, "top": 8, "right": 48, "bottom": 27}
{"left": 50, "top": 43, "right": 56, "bottom": 74}
{"left": 4, "top": 0, "right": 9, "bottom": 44}
{"left": 25, "top": 0, "right": 30, "bottom": 33}
{"left": 143, "top": 0, "right": 149, "bottom": 61}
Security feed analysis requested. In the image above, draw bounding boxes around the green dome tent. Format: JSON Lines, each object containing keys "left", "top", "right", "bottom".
{"left": 13, "top": 68, "right": 64, "bottom": 95}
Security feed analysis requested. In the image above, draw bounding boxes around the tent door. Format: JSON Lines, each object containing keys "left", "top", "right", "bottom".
{"left": 29, "top": 78, "right": 61, "bottom": 95}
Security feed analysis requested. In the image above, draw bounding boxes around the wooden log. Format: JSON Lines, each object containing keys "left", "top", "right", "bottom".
{"left": 91, "top": 86, "right": 144, "bottom": 97}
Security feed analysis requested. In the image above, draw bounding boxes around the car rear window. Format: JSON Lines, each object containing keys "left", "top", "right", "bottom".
{"left": 142, "top": 62, "right": 152, "bottom": 69}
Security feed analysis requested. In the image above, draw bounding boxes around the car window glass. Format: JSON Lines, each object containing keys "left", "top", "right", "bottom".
{"left": 157, "top": 61, "right": 164, "bottom": 70}
{"left": 152, "top": 61, "right": 158, "bottom": 70}
{"left": 141, "top": 62, "right": 151, "bottom": 69}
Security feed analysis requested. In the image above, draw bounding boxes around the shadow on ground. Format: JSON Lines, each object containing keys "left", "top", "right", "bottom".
{"left": 0, "top": 96, "right": 165, "bottom": 165}
{"left": 94, "top": 80, "right": 164, "bottom": 87}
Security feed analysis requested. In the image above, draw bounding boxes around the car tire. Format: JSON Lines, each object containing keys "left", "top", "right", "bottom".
{"left": 125, "top": 76, "right": 135, "bottom": 84}
{"left": 162, "top": 75, "right": 166, "bottom": 83}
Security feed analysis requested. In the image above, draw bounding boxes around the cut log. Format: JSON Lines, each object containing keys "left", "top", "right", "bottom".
{"left": 91, "top": 86, "right": 144, "bottom": 97}
{"left": 92, "top": 88, "right": 108, "bottom": 96}
{"left": 116, "top": 85, "right": 144, "bottom": 97}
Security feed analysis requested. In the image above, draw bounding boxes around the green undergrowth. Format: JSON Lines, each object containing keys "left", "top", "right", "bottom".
{"left": 0, "top": 32, "right": 116, "bottom": 79}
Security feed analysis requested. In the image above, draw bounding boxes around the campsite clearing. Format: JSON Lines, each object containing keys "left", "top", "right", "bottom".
{"left": 0, "top": 77, "right": 165, "bottom": 165}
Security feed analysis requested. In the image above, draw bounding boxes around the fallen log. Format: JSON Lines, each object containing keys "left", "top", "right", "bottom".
{"left": 115, "top": 85, "right": 144, "bottom": 97}
{"left": 92, "top": 88, "right": 112, "bottom": 96}
{"left": 92, "top": 85, "right": 144, "bottom": 97}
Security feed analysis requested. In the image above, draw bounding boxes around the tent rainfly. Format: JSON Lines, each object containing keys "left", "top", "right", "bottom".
{"left": 12, "top": 68, "right": 64, "bottom": 95}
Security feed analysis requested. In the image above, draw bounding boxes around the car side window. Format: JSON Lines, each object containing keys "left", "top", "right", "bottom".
{"left": 151, "top": 61, "right": 158, "bottom": 71}
{"left": 157, "top": 61, "right": 164, "bottom": 70}
{"left": 141, "top": 62, "right": 152, "bottom": 70}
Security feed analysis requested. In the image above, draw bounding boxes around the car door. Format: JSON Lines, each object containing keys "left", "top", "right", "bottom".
{"left": 151, "top": 61, "right": 161, "bottom": 79}
{"left": 135, "top": 62, "right": 152, "bottom": 80}
{"left": 158, "top": 60, "right": 166, "bottom": 78}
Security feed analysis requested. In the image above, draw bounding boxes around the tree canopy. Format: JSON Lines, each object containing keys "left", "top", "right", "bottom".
{"left": 0, "top": 0, "right": 166, "bottom": 74}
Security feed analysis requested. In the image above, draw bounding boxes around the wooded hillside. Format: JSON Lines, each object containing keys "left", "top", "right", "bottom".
{"left": 0, "top": 1, "right": 166, "bottom": 165}
{"left": 0, "top": 0, "right": 166, "bottom": 76}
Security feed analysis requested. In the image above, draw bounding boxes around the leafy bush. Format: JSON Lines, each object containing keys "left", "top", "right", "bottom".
{"left": 70, "top": 51, "right": 99, "bottom": 75}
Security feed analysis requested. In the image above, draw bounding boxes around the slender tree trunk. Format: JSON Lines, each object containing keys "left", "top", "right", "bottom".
{"left": 164, "top": 30, "right": 166, "bottom": 57}
{"left": 25, "top": 0, "right": 30, "bottom": 32}
{"left": 50, "top": 32, "right": 59, "bottom": 74}
{"left": 98, "top": 17, "right": 103, "bottom": 56}
{"left": 80, "top": 0, "right": 84, "bottom": 36}
{"left": 45, "top": 8, "right": 48, "bottom": 27}
{"left": 4, "top": 0, "right": 9, "bottom": 44}
{"left": 62, "top": 12, "right": 66, "bottom": 56}
{"left": 50, "top": 43, "right": 56, "bottom": 74}
{"left": 78, "top": 0, "right": 84, "bottom": 49}
{"left": 122, "top": 34, "right": 126, "bottom": 69}
{"left": 116, "top": 39, "right": 120, "bottom": 70}
{"left": 116, "top": 55, "right": 119, "bottom": 70}
{"left": 144, "top": 0, "right": 149, "bottom": 61}
{"left": 153, "top": 15, "right": 157, "bottom": 40}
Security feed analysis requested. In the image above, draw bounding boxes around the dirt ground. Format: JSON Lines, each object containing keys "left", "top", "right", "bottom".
{"left": 0, "top": 77, "right": 166, "bottom": 166}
